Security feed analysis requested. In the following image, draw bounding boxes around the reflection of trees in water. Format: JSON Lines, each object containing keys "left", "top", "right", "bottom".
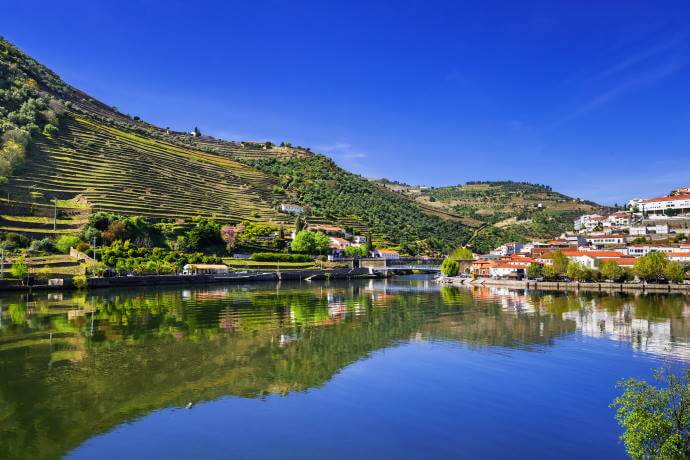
{"left": 1, "top": 283, "right": 689, "bottom": 460}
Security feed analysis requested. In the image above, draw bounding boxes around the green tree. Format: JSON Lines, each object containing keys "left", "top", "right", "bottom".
{"left": 291, "top": 230, "right": 329, "bottom": 254}
{"left": 294, "top": 215, "right": 304, "bottom": 233}
{"left": 567, "top": 261, "right": 593, "bottom": 282}
{"left": 55, "top": 235, "right": 81, "bottom": 254}
{"left": 612, "top": 368, "right": 690, "bottom": 459}
{"left": 600, "top": 259, "right": 625, "bottom": 282}
{"left": 550, "top": 251, "right": 570, "bottom": 275}
{"left": 664, "top": 261, "right": 686, "bottom": 283}
{"left": 344, "top": 245, "right": 367, "bottom": 257}
{"left": 313, "top": 231, "right": 330, "bottom": 254}
{"left": 440, "top": 258, "right": 460, "bottom": 277}
{"left": 451, "top": 247, "right": 474, "bottom": 260}
{"left": 10, "top": 256, "right": 29, "bottom": 283}
{"left": 526, "top": 263, "right": 543, "bottom": 279}
{"left": 542, "top": 264, "right": 558, "bottom": 280}
{"left": 634, "top": 252, "right": 668, "bottom": 283}
{"left": 42, "top": 123, "right": 58, "bottom": 137}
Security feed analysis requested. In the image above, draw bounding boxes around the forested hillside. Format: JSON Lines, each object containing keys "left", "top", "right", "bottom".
{"left": 373, "top": 180, "right": 608, "bottom": 242}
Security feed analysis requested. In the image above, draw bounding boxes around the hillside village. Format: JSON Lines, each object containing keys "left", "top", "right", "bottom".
{"left": 459, "top": 185, "right": 690, "bottom": 282}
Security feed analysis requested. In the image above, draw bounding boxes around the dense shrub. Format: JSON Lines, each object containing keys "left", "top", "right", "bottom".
{"left": 250, "top": 252, "right": 312, "bottom": 262}
{"left": 55, "top": 235, "right": 81, "bottom": 253}
{"left": 28, "top": 238, "right": 57, "bottom": 254}
{"left": 440, "top": 258, "right": 460, "bottom": 277}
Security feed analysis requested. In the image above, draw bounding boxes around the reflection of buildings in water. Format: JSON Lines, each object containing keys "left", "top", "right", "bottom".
{"left": 479, "top": 287, "right": 690, "bottom": 361}
{"left": 562, "top": 307, "right": 690, "bottom": 360}
{"left": 218, "top": 308, "right": 237, "bottom": 331}
{"left": 486, "top": 287, "right": 536, "bottom": 314}
{"left": 193, "top": 288, "right": 230, "bottom": 300}
{"left": 278, "top": 333, "right": 300, "bottom": 347}
{"left": 328, "top": 302, "right": 348, "bottom": 320}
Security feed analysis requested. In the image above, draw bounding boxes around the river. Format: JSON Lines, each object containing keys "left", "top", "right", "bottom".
{"left": 1, "top": 275, "right": 689, "bottom": 459}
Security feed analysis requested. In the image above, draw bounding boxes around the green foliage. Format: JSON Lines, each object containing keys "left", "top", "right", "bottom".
{"left": 73, "top": 274, "right": 87, "bottom": 289}
{"left": 250, "top": 252, "right": 312, "bottom": 262}
{"left": 55, "top": 235, "right": 81, "bottom": 254}
{"left": 83, "top": 212, "right": 165, "bottom": 248}
{"left": 542, "top": 264, "right": 558, "bottom": 280}
{"left": 440, "top": 258, "right": 460, "bottom": 277}
{"left": 344, "top": 245, "right": 368, "bottom": 257}
{"left": 10, "top": 256, "right": 28, "bottom": 281}
{"left": 526, "top": 263, "right": 543, "bottom": 279}
{"left": 28, "top": 237, "right": 57, "bottom": 254}
{"left": 295, "top": 215, "right": 305, "bottom": 232}
{"left": 612, "top": 368, "right": 690, "bottom": 459}
{"left": 99, "top": 240, "right": 221, "bottom": 275}
{"left": 234, "top": 221, "right": 281, "bottom": 252}
{"left": 664, "top": 261, "right": 686, "bottom": 283}
{"left": 451, "top": 247, "right": 474, "bottom": 260}
{"left": 182, "top": 217, "right": 223, "bottom": 253}
{"left": 566, "top": 261, "right": 593, "bottom": 282}
{"left": 291, "top": 230, "right": 329, "bottom": 254}
{"left": 550, "top": 251, "right": 570, "bottom": 275}
{"left": 634, "top": 252, "right": 669, "bottom": 283}
{"left": 600, "top": 259, "right": 626, "bottom": 282}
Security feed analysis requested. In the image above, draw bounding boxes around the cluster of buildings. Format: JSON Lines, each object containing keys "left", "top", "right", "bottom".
{"left": 469, "top": 186, "right": 690, "bottom": 279}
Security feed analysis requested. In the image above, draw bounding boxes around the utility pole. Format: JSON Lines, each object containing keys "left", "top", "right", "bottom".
{"left": 92, "top": 236, "right": 97, "bottom": 262}
{"left": 53, "top": 199, "right": 58, "bottom": 232}
{"left": 0, "top": 248, "right": 4, "bottom": 279}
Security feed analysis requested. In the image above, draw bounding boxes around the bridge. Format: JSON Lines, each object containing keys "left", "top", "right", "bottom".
{"left": 328, "top": 257, "right": 442, "bottom": 274}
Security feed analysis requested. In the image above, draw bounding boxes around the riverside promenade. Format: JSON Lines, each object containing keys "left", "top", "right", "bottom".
{"left": 439, "top": 276, "right": 690, "bottom": 293}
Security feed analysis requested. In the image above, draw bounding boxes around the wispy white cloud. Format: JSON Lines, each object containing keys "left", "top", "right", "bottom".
{"left": 553, "top": 32, "right": 690, "bottom": 127}
{"left": 587, "top": 33, "right": 687, "bottom": 83}
{"left": 571, "top": 56, "right": 686, "bottom": 118}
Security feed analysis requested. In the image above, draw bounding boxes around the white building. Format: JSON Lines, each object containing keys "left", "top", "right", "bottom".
{"left": 624, "top": 246, "right": 676, "bottom": 257}
{"left": 574, "top": 214, "right": 606, "bottom": 232}
{"left": 586, "top": 235, "right": 626, "bottom": 247}
{"left": 633, "top": 194, "right": 690, "bottom": 218}
{"left": 279, "top": 204, "right": 305, "bottom": 214}
{"left": 490, "top": 242, "right": 524, "bottom": 257}
{"left": 182, "top": 264, "right": 230, "bottom": 275}
{"left": 353, "top": 235, "right": 367, "bottom": 245}
{"left": 668, "top": 252, "right": 690, "bottom": 263}
{"left": 372, "top": 249, "right": 400, "bottom": 259}
{"left": 629, "top": 225, "right": 669, "bottom": 236}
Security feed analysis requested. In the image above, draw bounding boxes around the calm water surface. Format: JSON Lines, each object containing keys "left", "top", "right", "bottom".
{"left": 1, "top": 275, "right": 689, "bottom": 459}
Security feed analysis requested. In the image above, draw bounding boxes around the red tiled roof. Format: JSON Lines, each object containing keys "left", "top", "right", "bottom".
{"left": 557, "top": 250, "right": 625, "bottom": 258}
{"left": 641, "top": 194, "right": 690, "bottom": 203}
{"left": 605, "top": 257, "right": 637, "bottom": 266}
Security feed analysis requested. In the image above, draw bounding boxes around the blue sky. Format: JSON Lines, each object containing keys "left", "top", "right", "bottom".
{"left": 4, "top": 1, "right": 690, "bottom": 204}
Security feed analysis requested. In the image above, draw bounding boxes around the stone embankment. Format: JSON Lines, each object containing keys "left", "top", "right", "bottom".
{"left": 0, "top": 268, "right": 382, "bottom": 292}
{"left": 438, "top": 276, "right": 690, "bottom": 293}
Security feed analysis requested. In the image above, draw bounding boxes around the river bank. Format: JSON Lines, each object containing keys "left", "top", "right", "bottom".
{"left": 0, "top": 267, "right": 388, "bottom": 292}
{"left": 439, "top": 276, "right": 690, "bottom": 293}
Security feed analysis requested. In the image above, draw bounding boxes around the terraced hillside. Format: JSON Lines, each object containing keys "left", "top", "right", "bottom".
{"left": 373, "top": 180, "right": 609, "bottom": 241}
{"left": 13, "top": 115, "right": 287, "bottom": 219}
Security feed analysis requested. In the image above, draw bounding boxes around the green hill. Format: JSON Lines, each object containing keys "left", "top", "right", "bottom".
{"left": 372, "top": 180, "right": 609, "bottom": 241}
{"left": 0, "top": 37, "right": 601, "bottom": 254}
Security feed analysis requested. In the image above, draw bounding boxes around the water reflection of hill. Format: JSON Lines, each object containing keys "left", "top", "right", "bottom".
{"left": 1, "top": 279, "right": 689, "bottom": 459}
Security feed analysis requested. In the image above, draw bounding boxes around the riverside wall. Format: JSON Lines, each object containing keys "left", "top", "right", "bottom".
{"left": 0, "top": 268, "right": 380, "bottom": 292}
{"left": 439, "top": 277, "right": 690, "bottom": 293}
